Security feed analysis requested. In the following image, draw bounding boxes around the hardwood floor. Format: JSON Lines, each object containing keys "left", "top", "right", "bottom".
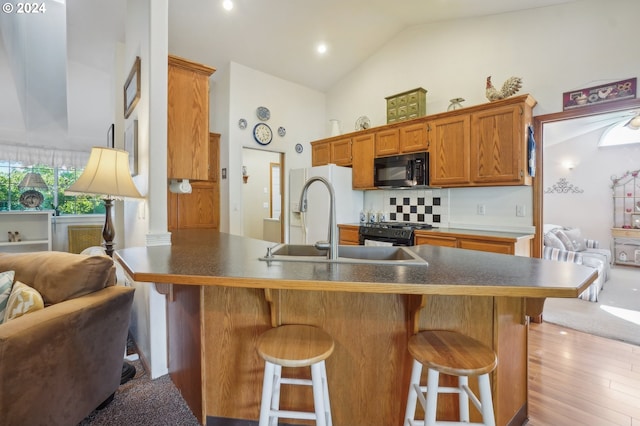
{"left": 527, "top": 322, "right": 640, "bottom": 426}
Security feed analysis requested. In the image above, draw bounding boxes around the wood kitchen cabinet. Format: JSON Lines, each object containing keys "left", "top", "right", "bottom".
{"left": 311, "top": 141, "right": 330, "bottom": 166}
{"left": 428, "top": 114, "right": 471, "bottom": 186}
{"left": 399, "top": 121, "right": 428, "bottom": 152}
{"left": 311, "top": 137, "right": 352, "bottom": 166}
{"left": 415, "top": 228, "right": 533, "bottom": 256}
{"left": 429, "top": 94, "right": 535, "bottom": 187}
{"left": 338, "top": 224, "right": 360, "bottom": 245}
{"left": 167, "top": 55, "right": 215, "bottom": 180}
{"left": 168, "top": 132, "right": 220, "bottom": 231}
{"left": 351, "top": 133, "right": 375, "bottom": 189}
{"left": 375, "top": 128, "right": 400, "bottom": 156}
{"left": 330, "top": 137, "right": 352, "bottom": 166}
{"left": 471, "top": 100, "right": 533, "bottom": 185}
{"left": 375, "top": 121, "right": 428, "bottom": 157}
{"left": 308, "top": 94, "right": 536, "bottom": 189}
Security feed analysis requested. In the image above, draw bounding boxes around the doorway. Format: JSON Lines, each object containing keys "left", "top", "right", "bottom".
{"left": 241, "top": 147, "right": 285, "bottom": 242}
{"left": 533, "top": 98, "right": 640, "bottom": 256}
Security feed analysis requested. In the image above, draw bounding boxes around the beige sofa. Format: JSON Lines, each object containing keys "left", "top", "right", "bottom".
{"left": 0, "top": 251, "right": 135, "bottom": 426}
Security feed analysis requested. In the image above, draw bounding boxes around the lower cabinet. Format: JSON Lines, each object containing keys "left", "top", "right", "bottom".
{"left": 415, "top": 229, "right": 533, "bottom": 256}
{"left": 338, "top": 224, "right": 360, "bottom": 245}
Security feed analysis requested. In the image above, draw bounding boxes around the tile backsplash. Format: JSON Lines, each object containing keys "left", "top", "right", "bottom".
{"left": 362, "top": 188, "right": 447, "bottom": 225}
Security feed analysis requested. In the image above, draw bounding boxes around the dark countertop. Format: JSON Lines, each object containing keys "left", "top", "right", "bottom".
{"left": 414, "top": 227, "right": 534, "bottom": 240}
{"left": 340, "top": 223, "right": 534, "bottom": 241}
{"left": 115, "top": 229, "right": 595, "bottom": 298}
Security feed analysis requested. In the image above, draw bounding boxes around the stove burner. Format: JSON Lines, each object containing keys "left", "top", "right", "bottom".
{"left": 363, "top": 221, "right": 435, "bottom": 230}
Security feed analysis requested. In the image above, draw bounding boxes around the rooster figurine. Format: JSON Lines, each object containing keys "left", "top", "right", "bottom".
{"left": 486, "top": 76, "right": 522, "bottom": 101}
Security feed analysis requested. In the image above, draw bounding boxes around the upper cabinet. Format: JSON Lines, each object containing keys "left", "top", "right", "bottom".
{"left": 399, "top": 121, "right": 428, "bottom": 153}
{"left": 311, "top": 137, "right": 352, "bottom": 166}
{"left": 470, "top": 102, "right": 531, "bottom": 185}
{"left": 167, "top": 55, "right": 216, "bottom": 180}
{"left": 309, "top": 94, "right": 537, "bottom": 189}
{"left": 430, "top": 94, "right": 536, "bottom": 187}
{"left": 429, "top": 114, "right": 471, "bottom": 186}
{"left": 351, "top": 133, "right": 375, "bottom": 189}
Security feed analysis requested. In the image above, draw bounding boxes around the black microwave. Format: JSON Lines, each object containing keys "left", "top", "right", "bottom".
{"left": 374, "top": 152, "right": 429, "bottom": 188}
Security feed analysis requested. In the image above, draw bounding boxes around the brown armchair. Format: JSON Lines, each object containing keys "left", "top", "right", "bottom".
{"left": 0, "top": 251, "right": 135, "bottom": 426}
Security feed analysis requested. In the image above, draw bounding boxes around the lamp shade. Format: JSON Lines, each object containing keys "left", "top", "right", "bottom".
{"left": 18, "top": 172, "right": 48, "bottom": 189}
{"left": 65, "top": 147, "right": 142, "bottom": 198}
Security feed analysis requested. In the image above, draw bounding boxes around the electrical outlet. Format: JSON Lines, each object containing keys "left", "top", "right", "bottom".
{"left": 516, "top": 205, "right": 526, "bottom": 217}
{"left": 477, "top": 204, "right": 486, "bottom": 215}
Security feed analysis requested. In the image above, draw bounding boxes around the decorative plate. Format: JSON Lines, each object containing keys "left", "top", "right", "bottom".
{"left": 295, "top": 143, "right": 303, "bottom": 153}
{"left": 256, "top": 106, "right": 270, "bottom": 121}
{"left": 278, "top": 126, "right": 286, "bottom": 137}
{"left": 238, "top": 118, "right": 247, "bottom": 129}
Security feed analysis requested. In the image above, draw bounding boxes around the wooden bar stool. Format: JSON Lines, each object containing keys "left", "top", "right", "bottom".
{"left": 257, "top": 324, "right": 334, "bottom": 426}
{"left": 404, "top": 330, "right": 497, "bottom": 426}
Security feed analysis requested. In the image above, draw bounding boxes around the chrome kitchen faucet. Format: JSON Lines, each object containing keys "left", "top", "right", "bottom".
{"left": 299, "top": 176, "right": 338, "bottom": 260}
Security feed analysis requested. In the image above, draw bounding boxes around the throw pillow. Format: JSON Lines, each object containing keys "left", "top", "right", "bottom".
{"left": 0, "top": 270, "right": 16, "bottom": 325}
{"left": 543, "top": 246, "right": 583, "bottom": 264}
{"left": 551, "top": 228, "right": 586, "bottom": 252}
{"left": 3, "top": 280, "right": 45, "bottom": 322}
{"left": 543, "top": 231, "right": 565, "bottom": 249}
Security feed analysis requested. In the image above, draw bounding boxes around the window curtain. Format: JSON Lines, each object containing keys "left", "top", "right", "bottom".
{"left": 0, "top": 142, "right": 90, "bottom": 168}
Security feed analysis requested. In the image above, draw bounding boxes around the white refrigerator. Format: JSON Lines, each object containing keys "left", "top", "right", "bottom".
{"left": 289, "top": 164, "right": 363, "bottom": 245}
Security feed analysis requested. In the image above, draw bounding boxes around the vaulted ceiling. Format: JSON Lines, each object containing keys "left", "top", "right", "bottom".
{"left": 0, "top": 0, "right": 581, "bottom": 156}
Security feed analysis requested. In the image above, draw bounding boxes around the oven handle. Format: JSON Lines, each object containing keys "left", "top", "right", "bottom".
{"left": 358, "top": 236, "right": 413, "bottom": 247}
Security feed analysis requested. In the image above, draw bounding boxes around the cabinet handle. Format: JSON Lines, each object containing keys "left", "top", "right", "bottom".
{"left": 519, "top": 106, "right": 524, "bottom": 115}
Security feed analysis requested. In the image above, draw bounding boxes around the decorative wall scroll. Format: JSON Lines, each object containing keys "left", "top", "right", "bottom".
{"left": 544, "top": 177, "right": 584, "bottom": 194}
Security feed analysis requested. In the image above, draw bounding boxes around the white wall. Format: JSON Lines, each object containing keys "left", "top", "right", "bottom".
{"left": 122, "top": 0, "right": 169, "bottom": 379}
{"left": 326, "top": 0, "right": 640, "bottom": 232}
{"left": 215, "top": 62, "right": 325, "bottom": 239}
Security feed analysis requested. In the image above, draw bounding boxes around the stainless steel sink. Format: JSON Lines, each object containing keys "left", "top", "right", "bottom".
{"left": 259, "top": 244, "right": 428, "bottom": 265}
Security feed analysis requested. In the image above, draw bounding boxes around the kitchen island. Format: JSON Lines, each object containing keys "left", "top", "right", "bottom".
{"left": 115, "top": 230, "right": 596, "bottom": 426}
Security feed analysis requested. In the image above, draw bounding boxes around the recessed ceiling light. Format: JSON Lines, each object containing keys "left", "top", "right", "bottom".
{"left": 223, "top": 0, "right": 233, "bottom": 11}
{"left": 317, "top": 43, "right": 328, "bottom": 55}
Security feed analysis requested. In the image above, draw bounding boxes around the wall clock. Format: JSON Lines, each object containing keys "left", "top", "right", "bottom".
{"left": 253, "top": 123, "right": 273, "bottom": 145}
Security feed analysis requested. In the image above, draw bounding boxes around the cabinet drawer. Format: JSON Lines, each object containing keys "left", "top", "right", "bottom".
{"left": 458, "top": 239, "right": 513, "bottom": 254}
{"left": 415, "top": 235, "right": 457, "bottom": 247}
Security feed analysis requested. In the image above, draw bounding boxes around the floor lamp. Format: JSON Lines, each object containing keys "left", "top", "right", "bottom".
{"left": 66, "top": 146, "right": 143, "bottom": 383}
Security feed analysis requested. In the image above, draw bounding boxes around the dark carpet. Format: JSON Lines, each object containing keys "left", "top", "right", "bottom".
{"left": 78, "top": 358, "right": 200, "bottom": 426}
{"left": 542, "top": 265, "right": 640, "bottom": 346}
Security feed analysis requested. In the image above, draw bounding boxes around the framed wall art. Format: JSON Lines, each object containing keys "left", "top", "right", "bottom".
{"left": 124, "top": 56, "right": 141, "bottom": 118}
{"left": 125, "top": 119, "right": 138, "bottom": 176}
{"left": 562, "top": 77, "right": 637, "bottom": 110}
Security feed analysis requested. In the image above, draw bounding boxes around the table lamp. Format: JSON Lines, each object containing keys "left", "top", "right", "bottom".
{"left": 65, "top": 147, "right": 142, "bottom": 256}
{"left": 18, "top": 172, "right": 48, "bottom": 209}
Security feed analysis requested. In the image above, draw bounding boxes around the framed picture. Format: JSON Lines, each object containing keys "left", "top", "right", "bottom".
{"left": 562, "top": 78, "right": 637, "bottom": 110}
{"left": 125, "top": 119, "right": 138, "bottom": 176}
{"left": 124, "top": 56, "right": 141, "bottom": 118}
{"left": 107, "top": 123, "right": 114, "bottom": 148}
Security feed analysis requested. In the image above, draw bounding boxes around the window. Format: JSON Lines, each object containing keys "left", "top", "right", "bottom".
{"left": 0, "top": 161, "right": 104, "bottom": 215}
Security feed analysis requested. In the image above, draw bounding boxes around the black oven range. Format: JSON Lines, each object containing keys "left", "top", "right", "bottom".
{"left": 358, "top": 222, "right": 435, "bottom": 246}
